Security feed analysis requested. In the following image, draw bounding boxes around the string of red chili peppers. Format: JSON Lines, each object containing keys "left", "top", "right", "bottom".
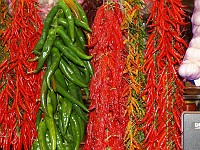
{"left": 83, "top": 3, "right": 128, "bottom": 150}
{"left": 141, "top": 0, "right": 187, "bottom": 149}
{"left": 0, "top": 0, "right": 43, "bottom": 149}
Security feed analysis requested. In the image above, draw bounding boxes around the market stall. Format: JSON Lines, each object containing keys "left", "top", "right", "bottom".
{"left": 0, "top": 0, "right": 199, "bottom": 149}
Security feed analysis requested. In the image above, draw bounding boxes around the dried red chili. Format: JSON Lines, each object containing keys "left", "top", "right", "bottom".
{"left": 84, "top": 3, "right": 128, "bottom": 150}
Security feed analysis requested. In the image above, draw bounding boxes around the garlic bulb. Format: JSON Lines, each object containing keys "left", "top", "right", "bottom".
{"left": 192, "top": 25, "right": 200, "bottom": 36}
{"left": 194, "top": 0, "right": 200, "bottom": 10}
{"left": 178, "top": 0, "right": 200, "bottom": 81}
{"left": 183, "top": 47, "right": 200, "bottom": 61}
{"left": 188, "top": 36, "right": 200, "bottom": 48}
{"left": 191, "top": 10, "right": 200, "bottom": 26}
{"left": 178, "top": 62, "right": 200, "bottom": 80}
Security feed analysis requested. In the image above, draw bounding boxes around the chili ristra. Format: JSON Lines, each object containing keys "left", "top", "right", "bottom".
{"left": 29, "top": 0, "right": 93, "bottom": 149}
{"left": 140, "top": 0, "right": 187, "bottom": 149}
{"left": 121, "top": 0, "right": 146, "bottom": 149}
{"left": 0, "top": 0, "right": 43, "bottom": 148}
{"left": 84, "top": 3, "right": 128, "bottom": 150}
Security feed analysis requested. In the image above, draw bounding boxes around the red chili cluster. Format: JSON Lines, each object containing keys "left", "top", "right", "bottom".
{"left": 83, "top": 3, "right": 128, "bottom": 150}
{"left": 0, "top": 0, "right": 43, "bottom": 149}
{"left": 141, "top": 0, "right": 187, "bottom": 149}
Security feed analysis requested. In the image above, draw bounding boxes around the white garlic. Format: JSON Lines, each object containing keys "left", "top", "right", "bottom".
{"left": 192, "top": 25, "right": 200, "bottom": 36}
{"left": 183, "top": 47, "right": 200, "bottom": 61}
{"left": 194, "top": 0, "right": 200, "bottom": 11}
{"left": 178, "top": 62, "right": 200, "bottom": 80}
{"left": 191, "top": 10, "right": 200, "bottom": 26}
{"left": 189, "top": 36, "right": 200, "bottom": 48}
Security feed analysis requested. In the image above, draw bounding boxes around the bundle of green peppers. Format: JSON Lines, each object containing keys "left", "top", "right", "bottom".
{"left": 30, "top": 0, "right": 93, "bottom": 149}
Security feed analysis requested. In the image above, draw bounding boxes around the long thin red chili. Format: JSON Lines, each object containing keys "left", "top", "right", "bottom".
{"left": 0, "top": 0, "right": 43, "bottom": 149}
{"left": 140, "top": 0, "right": 187, "bottom": 149}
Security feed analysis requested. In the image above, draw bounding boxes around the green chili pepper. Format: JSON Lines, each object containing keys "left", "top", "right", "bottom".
{"left": 74, "top": 17, "right": 92, "bottom": 32}
{"left": 46, "top": 47, "right": 61, "bottom": 90}
{"left": 40, "top": 72, "right": 48, "bottom": 115}
{"left": 55, "top": 124, "right": 65, "bottom": 150}
{"left": 31, "top": 138, "right": 40, "bottom": 150}
{"left": 59, "top": 58, "right": 87, "bottom": 87}
{"left": 74, "top": 35, "right": 83, "bottom": 50}
{"left": 59, "top": 97, "right": 73, "bottom": 135}
{"left": 36, "top": 109, "right": 43, "bottom": 131}
{"left": 57, "top": 9, "right": 65, "bottom": 18}
{"left": 76, "top": 115, "right": 85, "bottom": 141}
{"left": 55, "top": 26, "right": 93, "bottom": 60}
{"left": 58, "top": 18, "right": 68, "bottom": 28}
{"left": 57, "top": 18, "right": 71, "bottom": 36}
{"left": 83, "top": 87, "right": 90, "bottom": 100}
{"left": 64, "top": 58, "right": 86, "bottom": 84}
{"left": 32, "top": 29, "right": 57, "bottom": 73}
{"left": 64, "top": 128, "right": 73, "bottom": 144}
{"left": 55, "top": 82, "right": 88, "bottom": 112}
{"left": 78, "top": 62, "right": 90, "bottom": 84}
{"left": 56, "top": 104, "right": 64, "bottom": 135}
{"left": 84, "top": 60, "right": 94, "bottom": 77}
{"left": 58, "top": 0, "right": 75, "bottom": 42}
{"left": 38, "top": 120, "right": 48, "bottom": 150}
{"left": 73, "top": 0, "right": 89, "bottom": 24}
{"left": 74, "top": 26, "right": 86, "bottom": 51}
{"left": 70, "top": 112, "right": 81, "bottom": 150}
{"left": 73, "top": 101, "right": 88, "bottom": 122}
{"left": 45, "top": 103, "right": 57, "bottom": 150}
{"left": 48, "top": 90, "right": 57, "bottom": 114}
{"left": 54, "top": 68, "right": 68, "bottom": 90}
{"left": 46, "top": 131, "right": 51, "bottom": 149}
{"left": 47, "top": 52, "right": 52, "bottom": 69}
{"left": 65, "top": 145, "right": 73, "bottom": 150}
{"left": 32, "top": 6, "right": 58, "bottom": 54}
{"left": 54, "top": 39, "right": 85, "bottom": 67}
{"left": 68, "top": 81, "right": 88, "bottom": 122}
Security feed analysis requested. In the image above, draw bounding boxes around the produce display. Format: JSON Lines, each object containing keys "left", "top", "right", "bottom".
{"left": 0, "top": 0, "right": 191, "bottom": 149}
{"left": 178, "top": 0, "right": 200, "bottom": 80}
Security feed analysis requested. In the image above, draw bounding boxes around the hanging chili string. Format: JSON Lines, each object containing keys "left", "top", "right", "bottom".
{"left": 121, "top": 0, "right": 146, "bottom": 149}
{"left": 141, "top": 0, "right": 187, "bottom": 149}
{"left": 0, "top": 0, "right": 12, "bottom": 92}
{"left": 0, "top": 0, "right": 43, "bottom": 149}
{"left": 84, "top": 3, "right": 128, "bottom": 150}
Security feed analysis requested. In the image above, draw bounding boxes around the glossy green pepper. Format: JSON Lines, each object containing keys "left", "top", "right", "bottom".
{"left": 38, "top": 120, "right": 48, "bottom": 150}
{"left": 55, "top": 26, "right": 93, "bottom": 60}
{"left": 58, "top": 0, "right": 75, "bottom": 42}
{"left": 31, "top": 138, "right": 40, "bottom": 150}
{"left": 32, "top": 28, "right": 57, "bottom": 73}
{"left": 55, "top": 82, "right": 88, "bottom": 112}
{"left": 59, "top": 97, "right": 73, "bottom": 135}
{"left": 54, "top": 39, "right": 85, "bottom": 67}
{"left": 46, "top": 47, "right": 61, "bottom": 90}
{"left": 54, "top": 68, "right": 68, "bottom": 90}
{"left": 45, "top": 103, "right": 57, "bottom": 150}
{"left": 70, "top": 112, "right": 81, "bottom": 150}
{"left": 32, "top": 6, "right": 58, "bottom": 54}
{"left": 59, "top": 58, "right": 87, "bottom": 88}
